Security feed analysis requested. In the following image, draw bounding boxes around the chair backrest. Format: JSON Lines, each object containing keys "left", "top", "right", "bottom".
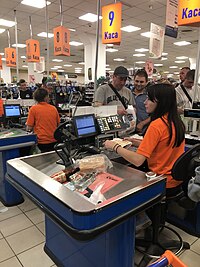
{"left": 172, "top": 144, "right": 200, "bottom": 182}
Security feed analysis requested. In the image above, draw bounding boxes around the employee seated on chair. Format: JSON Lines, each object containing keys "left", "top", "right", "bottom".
{"left": 104, "top": 83, "right": 185, "bottom": 195}
{"left": 26, "top": 88, "right": 60, "bottom": 153}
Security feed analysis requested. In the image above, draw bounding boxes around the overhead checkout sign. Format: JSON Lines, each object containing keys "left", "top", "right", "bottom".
{"left": 102, "top": 2, "right": 122, "bottom": 45}
{"left": 178, "top": 0, "right": 200, "bottom": 26}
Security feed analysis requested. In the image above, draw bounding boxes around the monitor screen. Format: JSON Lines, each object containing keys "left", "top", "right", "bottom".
{"left": 73, "top": 114, "right": 97, "bottom": 138}
{"left": 3, "top": 104, "right": 21, "bottom": 118}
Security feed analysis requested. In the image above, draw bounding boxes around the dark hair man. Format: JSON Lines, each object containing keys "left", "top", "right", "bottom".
{"left": 179, "top": 67, "right": 190, "bottom": 83}
{"left": 18, "top": 79, "right": 33, "bottom": 99}
{"left": 176, "top": 69, "right": 195, "bottom": 114}
{"left": 133, "top": 69, "right": 150, "bottom": 134}
{"left": 94, "top": 66, "right": 135, "bottom": 115}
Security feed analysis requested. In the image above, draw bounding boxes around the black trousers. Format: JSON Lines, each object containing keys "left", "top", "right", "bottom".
{"left": 38, "top": 142, "right": 57, "bottom": 153}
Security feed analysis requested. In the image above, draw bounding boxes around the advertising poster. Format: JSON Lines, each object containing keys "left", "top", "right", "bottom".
{"left": 149, "top": 23, "right": 165, "bottom": 59}
{"left": 165, "top": 0, "right": 178, "bottom": 38}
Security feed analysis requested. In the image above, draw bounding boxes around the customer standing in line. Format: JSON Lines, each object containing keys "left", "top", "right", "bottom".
{"left": 26, "top": 88, "right": 60, "bottom": 153}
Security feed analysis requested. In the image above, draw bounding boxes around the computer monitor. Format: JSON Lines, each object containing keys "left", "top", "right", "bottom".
{"left": 73, "top": 114, "right": 97, "bottom": 138}
{"left": 3, "top": 104, "right": 21, "bottom": 119}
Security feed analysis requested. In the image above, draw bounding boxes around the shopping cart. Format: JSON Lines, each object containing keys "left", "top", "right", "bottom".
{"left": 147, "top": 250, "right": 187, "bottom": 267}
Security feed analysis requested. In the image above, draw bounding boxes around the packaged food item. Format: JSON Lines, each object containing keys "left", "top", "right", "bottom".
{"left": 76, "top": 154, "right": 112, "bottom": 173}
{"left": 50, "top": 170, "right": 67, "bottom": 183}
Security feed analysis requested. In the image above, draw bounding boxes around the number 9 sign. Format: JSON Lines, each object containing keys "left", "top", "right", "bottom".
{"left": 102, "top": 2, "right": 122, "bottom": 45}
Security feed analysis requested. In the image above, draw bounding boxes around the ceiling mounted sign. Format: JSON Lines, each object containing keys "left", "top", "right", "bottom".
{"left": 5, "top": 47, "right": 16, "bottom": 67}
{"left": 53, "top": 26, "right": 70, "bottom": 56}
{"left": 178, "top": 0, "right": 200, "bottom": 26}
{"left": 26, "top": 39, "right": 40, "bottom": 62}
{"left": 0, "top": 55, "right": 2, "bottom": 70}
{"left": 102, "top": 2, "right": 122, "bottom": 45}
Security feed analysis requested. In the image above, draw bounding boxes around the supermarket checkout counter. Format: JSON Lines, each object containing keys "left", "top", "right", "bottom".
{"left": 6, "top": 151, "right": 165, "bottom": 267}
{"left": 0, "top": 128, "right": 36, "bottom": 206}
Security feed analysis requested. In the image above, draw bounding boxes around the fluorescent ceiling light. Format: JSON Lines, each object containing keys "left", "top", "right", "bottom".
{"left": 113, "top": 58, "right": 125, "bottom": 61}
{"left": 52, "top": 59, "right": 63, "bottom": 62}
{"left": 63, "top": 64, "right": 72, "bottom": 67}
{"left": 162, "top": 52, "right": 168, "bottom": 56}
{"left": 0, "top": 28, "right": 5, "bottom": 34}
{"left": 78, "top": 62, "right": 85, "bottom": 65}
{"left": 51, "top": 67, "right": 57, "bottom": 70}
{"left": 169, "top": 66, "right": 178, "bottom": 69}
{"left": 0, "top": 52, "right": 4, "bottom": 55}
{"left": 176, "top": 56, "right": 188, "bottom": 59}
{"left": 161, "top": 57, "right": 167, "bottom": 61}
{"left": 57, "top": 69, "right": 65, "bottom": 72}
{"left": 79, "top": 13, "right": 102, "bottom": 23}
{"left": 140, "top": 32, "right": 151, "bottom": 38}
{"left": 174, "top": 72, "right": 179, "bottom": 75}
{"left": 135, "top": 48, "right": 149, "bottom": 52}
{"left": 69, "top": 41, "right": 83, "bottom": 46}
{"left": 106, "top": 44, "right": 113, "bottom": 47}
{"left": 37, "top": 32, "right": 54, "bottom": 38}
{"left": 106, "top": 68, "right": 111, "bottom": 70}
{"left": 135, "top": 61, "right": 145, "bottom": 64}
{"left": 54, "top": 66, "right": 62, "bottom": 68}
{"left": 21, "top": 0, "right": 51, "bottom": 9}
{"left": 69, "top": 28, "right": 76, "bottom": 32}
{"left": 1, "top": 57, "right": 6, "bottom": 61}
{"left": 22, "top": 65, "right": 28, "bottom": 68}
{"left": 0, "top": 19, "right": 15, "bottom": 27}
{"left": 21, "top": 56, "right": 26, "bottom": 59}
{"left": 175, "top": 60, "right": 185, "bottom": 63}
{"left": 174, "top": 41, "right": 191, "bottom": 46}
{"left": 133, "top": 53, "right": 145, "bottom": 57}
{"left": 75, "top": 70, "right": 82, "bottom": 73}
{"left": 164, "top": 71, "right": 169, "bottom": 74}
{"left": 154, "top": 64, "right": 163, "bottom": 67}
{"left": 12, "top": 44, "right": 26, "bottom": 48}
{"left": 106, "top": 48, "right": 118, "bottom": 52}
{"left": 75, "top": 67, "right": 82, "bottom": 70}
{"left": 121, "top": 25, "right": 141, "bottom": 32}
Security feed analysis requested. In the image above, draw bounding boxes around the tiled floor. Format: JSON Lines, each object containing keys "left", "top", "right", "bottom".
{"left": 0, "top": 197, "right": 200, "bottom": 267}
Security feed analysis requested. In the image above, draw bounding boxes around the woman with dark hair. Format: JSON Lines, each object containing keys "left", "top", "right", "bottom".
{"left": 104, "top": 84, "right": 185, "bottom": 193}
{"left": 26, "top": 88, "right": 60, "bottom": 153}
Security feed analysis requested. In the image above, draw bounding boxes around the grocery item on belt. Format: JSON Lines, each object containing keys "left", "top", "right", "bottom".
{"left": 50, "top": 170, "right": 67, "bottom": 183}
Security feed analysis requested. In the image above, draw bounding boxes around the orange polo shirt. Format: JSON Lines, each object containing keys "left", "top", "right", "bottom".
{"left": 137, "top": 117, "right": 185, "bottom": 188}
{"left": 26, "top": 102, "right": 60, "bottom": 144}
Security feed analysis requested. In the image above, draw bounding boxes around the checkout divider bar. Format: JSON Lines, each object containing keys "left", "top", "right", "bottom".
{"left": 6, "top": 173, "right": 165, "bottom": 241}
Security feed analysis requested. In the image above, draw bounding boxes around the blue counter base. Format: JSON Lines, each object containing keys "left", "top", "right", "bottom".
{"left": 44, "top": 215, "right": 136, "bottom": 267}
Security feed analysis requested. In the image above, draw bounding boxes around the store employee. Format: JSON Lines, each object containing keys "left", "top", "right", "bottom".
{"left": 18, "top": 79, "right": 33, "bottom": 99}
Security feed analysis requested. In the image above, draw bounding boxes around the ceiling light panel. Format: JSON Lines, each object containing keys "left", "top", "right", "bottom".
{"left": 140, "top": 32, "right": 151, "bottom": 38}
{"left": 106, "top": 48, "right": 118, "bottom": 52}
{"left": 113, "top": 58, "right": 125, "bottom": 61}
{"left": 0, "top": 19, "right": 15, "bottom": 27}
{"left": 135, "top": 61, "right": 145, "bottom": 64}
{"left": 52, "top": 59, "right": 63, "bottom": 62}
{"left": 133, "top": 53, "right": 145, "bottom": 57}
{"left": 175, "top": 60, "right": 185, "bottom": 63}
{"left": 135, "top": 48, "right": 149, "bottom": 52}
{"left": 37, "top": 32, "right": 54, "bottom": 38}
{"left": 12, "top": 44, "right": 26, "bottom": 48}
{"left": 0, "top": 28, "right": 5, "bottom": 34}
{"left": 176, "top": 56, "right": 188, "bottom": 59}
{"left": 63, "top": 64, "right": 72, "bottom": 67}
{"left": 121, "top": 25, "right": 141, "bottom": 32}
{"left": 174, "top": 41, "right": 191, "bottom": 46}
{"left": 21, "top": 0, "right": 51, "bottom": 9}
{"left": 69, "top": 41, "right": 83, "bottom": 46}
{"left": 79, "top": 13, "right": 102, "bottom": 22}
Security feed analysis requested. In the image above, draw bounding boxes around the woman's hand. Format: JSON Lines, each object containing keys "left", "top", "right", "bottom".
{"left": 104, "top": 140, "right": 118, "bottom": 150}
{"left": 123, "top": 137, "right": 141, "bottom": 147}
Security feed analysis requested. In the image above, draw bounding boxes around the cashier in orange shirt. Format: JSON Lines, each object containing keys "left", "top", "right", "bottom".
{"left": 104, "top": 83, "right": 185, "bottom": 196}
{"left": 26, "top": 88, "right": 60, "bottom": 153}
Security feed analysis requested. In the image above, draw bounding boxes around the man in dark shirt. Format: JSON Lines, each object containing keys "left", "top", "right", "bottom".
{"left": 18, "top": 79, "right": 33, "bottom": 99}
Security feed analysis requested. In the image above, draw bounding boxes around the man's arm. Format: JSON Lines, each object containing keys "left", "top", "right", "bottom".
{"left": 26, "top": 125, "right": 33, "bottom": 132}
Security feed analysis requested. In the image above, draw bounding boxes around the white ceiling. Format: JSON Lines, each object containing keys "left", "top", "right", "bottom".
{"left": 0, "top": 0, "right": 198, "bottom": 79}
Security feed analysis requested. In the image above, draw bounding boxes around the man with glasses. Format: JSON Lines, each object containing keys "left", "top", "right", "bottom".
{"left": 94, "top": 66, "right": 135, "bottom": 115}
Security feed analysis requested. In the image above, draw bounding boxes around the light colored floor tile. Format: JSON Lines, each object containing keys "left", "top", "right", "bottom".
{"left": 190, "top": 238, "right": 200, "bottom": 255}
{"left": 162, "top": 224, "right": 198, "bottom": 245}
{"left": 6, "top": 226, "right": 45, "bottom": 254}
{"left": 0, "top": 256, "right": 22, "bottom": 267}
{"left": 0, "top": 206, "right": 22, "bottom": 222}
{"left": 25, "top": 208, "right": 44, "bottom": 224}
{"left": 0, "top": 239, "right": 14, "bottom": 263}
{"left": 36, "top": 222, "right": 45, "bottom": 235}
{"left": 18, "top": 243, "right": 54, "bottom": 267}
{"left": 0, "top": 213, "right": 33, "bottom": 237}
{"left": 18, "top": 198, "right": 36, "bottom": 212}
{"left": 179, "top": 249, "right": 200, "bottom": 267}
